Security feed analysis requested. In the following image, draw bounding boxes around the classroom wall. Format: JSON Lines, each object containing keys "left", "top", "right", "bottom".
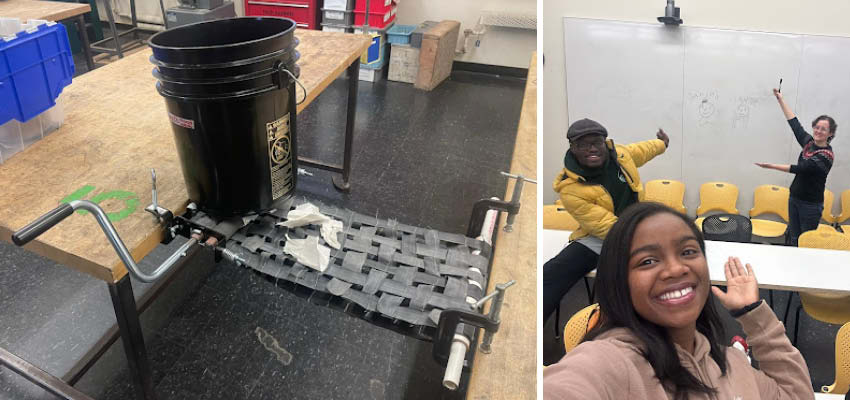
{"left": 98, "top": 0, "right": 535, "bottom": 69}
{"left": 543, "top": 0, "right": 850, "bottom": 206}
{"left": 395, "top": 0, "right": 536, "bottom": 69}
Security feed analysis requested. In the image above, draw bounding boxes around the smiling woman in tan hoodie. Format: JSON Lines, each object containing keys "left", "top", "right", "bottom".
{"left": 543, "top": 202, "right": 814, "bottom": 400}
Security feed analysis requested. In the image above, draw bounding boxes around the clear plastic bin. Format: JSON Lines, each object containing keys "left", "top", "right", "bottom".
{"left": 0, "top": 95, "right": 65, "bottom": 164}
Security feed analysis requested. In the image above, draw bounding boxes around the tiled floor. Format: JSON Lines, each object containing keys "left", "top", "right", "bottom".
{"left": 0, "top": 54, "right": 527, "bottom": 400}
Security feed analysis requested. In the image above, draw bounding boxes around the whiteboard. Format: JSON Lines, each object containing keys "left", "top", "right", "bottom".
{"left": 563, "top": 17, "right": 846, "bottom": 216}
{"left": 564, "top": 19, "right": 684, "bottom": 183}
{"left": 681, "top": 28, "right": 801, "bottom": 214}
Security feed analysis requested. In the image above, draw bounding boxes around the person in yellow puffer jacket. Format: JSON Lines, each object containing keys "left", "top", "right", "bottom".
{"left": 543, "top": 118, "right": 668, "bottom": 324}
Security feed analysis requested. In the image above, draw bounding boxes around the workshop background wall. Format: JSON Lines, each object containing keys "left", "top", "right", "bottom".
{"left": 93, "top": 0, "right": 535, "bottom": 69}
{"left": 542, "top": 0, "right": 850, "bottom": 204}
{"left": 396, "top": 0, "right": 536, "bottom": 69}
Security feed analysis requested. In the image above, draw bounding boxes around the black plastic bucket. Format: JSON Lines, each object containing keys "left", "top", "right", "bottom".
{"left": 149, "top": 17, "right": 300, "bottom": 217}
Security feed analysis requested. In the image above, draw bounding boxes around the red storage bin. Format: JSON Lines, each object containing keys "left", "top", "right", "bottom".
{"left": 353, "top": 6, "right": 396, "bottom": 28}
{"left": 355, "top": 0, "right": 394, "bottom": 13}
{"left": 245, "top": 0, "right": 320, "bottom": 29}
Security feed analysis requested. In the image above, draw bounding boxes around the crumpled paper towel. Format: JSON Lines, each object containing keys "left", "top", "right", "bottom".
{"left": 283, "top": 234, "right": 331, "bottom": 272}
{"left": 277, "top": 203, "right": 343, "bottom": 250}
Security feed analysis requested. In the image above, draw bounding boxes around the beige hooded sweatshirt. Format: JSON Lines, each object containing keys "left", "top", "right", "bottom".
{"left": 543, "top": 301, "right": 814, "bottom": 400}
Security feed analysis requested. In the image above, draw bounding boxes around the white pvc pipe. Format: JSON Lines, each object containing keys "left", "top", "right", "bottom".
{"left": 443, "top": 197, "right": 500, "bottom": 390}
{"left": 442, "top": 335, "right": 470, "bottom": 390}
{"left": 477, "top": 197, "right": 501, "bottom": 246}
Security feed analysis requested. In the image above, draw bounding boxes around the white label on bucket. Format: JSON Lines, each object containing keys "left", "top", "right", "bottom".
{"left": 168, "top": 113, "right": 195, "bottom": 129}
{"left": 267, "top": 114, "right": 293, "bottom": 200}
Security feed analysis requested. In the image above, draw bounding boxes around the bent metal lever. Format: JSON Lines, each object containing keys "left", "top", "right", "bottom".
{"left": 12, "top": 200, "right": 196, "bottom": 283}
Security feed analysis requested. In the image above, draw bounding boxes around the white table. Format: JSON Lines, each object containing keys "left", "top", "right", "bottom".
{"left": 541, "top": 229, "right": 850, "bottom": 295}
{"left": 814, "top": 393, "right": 844, "bottom": 400}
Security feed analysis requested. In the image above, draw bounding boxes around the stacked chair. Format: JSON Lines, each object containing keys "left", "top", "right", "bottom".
{"left": 821, "top": 322, "right": 850, "bottom": 395}
{"left": 643, "top": 179, "right": 687, "bottom": 214}
{"left": 542, "top": 200, "right": 580, "bottom": 231}
{"left": 839, "top": 190, "right": 850, "bottom": 237}
{"left": 562, "top": 303, "right": 599, "bottom": 353}
{"left": 786, "top": 230, "right": 850, "bottom": 346}
{"left": 694, "top": 182, "right": 740, "bottom": 231}
{"left": 818, "top": 189, "right": 838, "bottom": 232}
{"left": 749, "top": 185, "right": 790, "bottom": 241}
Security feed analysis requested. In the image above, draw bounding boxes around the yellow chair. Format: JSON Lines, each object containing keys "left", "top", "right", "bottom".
{"left": 818, "top": 189, "right": 838, "bottom": 232}
{"left": 821, "top": 322, "right": 850, "bottom": 394}
{"left": 563, "top": 303, "right": 599, "bottom": 353}
{"left": 838, "top": 189, "right": 850, "bottom": 233}
{"left": 788, "top": 230, "right": 850, "bottom": 346}
{"left": 643, "top": 179, "right": 687, "bottom": 215}
{"left": 694, "top": 182, "right": 739, "bottom": 231}
{"left": 749, "top": 185, "right": 789, "bottom": 239}
{"left": 543, "top": 204, "right": 580, "bottom": 231}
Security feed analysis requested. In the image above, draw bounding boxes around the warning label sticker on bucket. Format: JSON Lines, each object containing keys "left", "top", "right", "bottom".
{"left": 267, "top": 114, "right": 293, "bottom": 200}
{"left": 168, "top": 113, "right": 195, "bottom": 129}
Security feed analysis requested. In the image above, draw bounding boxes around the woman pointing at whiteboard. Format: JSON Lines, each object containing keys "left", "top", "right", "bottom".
{"left": 755, "top": 88, "right": 836, "bottom": 246}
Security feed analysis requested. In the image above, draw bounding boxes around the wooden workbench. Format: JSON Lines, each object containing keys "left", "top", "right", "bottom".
{"left": 0, "top": 0, "right": 90, "bottom": 22}
{"left": 0, "top": 30, "right": 370, "bottom": 284}
{"left": 467, "top": 53, "right": 537, "bottom": 399}
{"left": 0, "top": 0, "right": 95, "bottom": 70}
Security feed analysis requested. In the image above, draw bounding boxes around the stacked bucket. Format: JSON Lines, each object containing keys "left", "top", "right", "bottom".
{"left": 149, "top": 17, "right": 301, "bottom": 216}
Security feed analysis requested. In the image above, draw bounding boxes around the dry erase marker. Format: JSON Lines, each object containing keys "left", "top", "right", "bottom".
{"left": 779, "top": 78, "right": 783, "bottom": 93}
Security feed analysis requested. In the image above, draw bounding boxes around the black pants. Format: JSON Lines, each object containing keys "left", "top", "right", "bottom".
{"left": 785, "top": 196, "right": 823, "bottom": 246}
{"left": 542, "top": 241, "right": 599, "bottom": 323}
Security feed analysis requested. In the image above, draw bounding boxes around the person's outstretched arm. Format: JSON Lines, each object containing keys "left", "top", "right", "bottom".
{"left": 774, "top": 88, "right": 812, "bottom": 147}
{"left": 711, "top": 257, "right": 814, "bottom": 400}
{"left": 773, "top": 88, "right": 796, "bottom": 120}
{"left": 622, "top": 129, "right": 668, "bottom": 168}
{"left": 754, "top": 162, "right": 790, "bottom": 173}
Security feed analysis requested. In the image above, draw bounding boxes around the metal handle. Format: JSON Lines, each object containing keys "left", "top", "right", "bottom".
{"left": 280, "top": 66, "right": 307, "bottom": 105}
{"left": 478, "top": 280, "right": 516, "bottom": 353}
{"left": 15, "top": 200, "right": 196, "bottom": 283}
{"left": 12, "top": 203, "right": 74, "bottom": 246}
{"left": 500, "top": 171, "right": 537, "bottom": 184}
{"left": 500, "top": 172, "right": 537, "bottom": 232}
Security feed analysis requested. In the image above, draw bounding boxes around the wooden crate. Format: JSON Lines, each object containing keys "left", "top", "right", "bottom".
{"left": 414, "top": 20, "right": 460, "bottom": 91}
{"left": 388, "top": 44, "right": 419, "bottom": 83}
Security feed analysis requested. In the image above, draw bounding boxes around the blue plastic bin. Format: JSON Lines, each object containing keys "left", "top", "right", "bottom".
{"left": 0, "top": 22, "right": 75, "bottom": 125}
{"left": 387, "top": 24, "right": 416, "bottom": 45}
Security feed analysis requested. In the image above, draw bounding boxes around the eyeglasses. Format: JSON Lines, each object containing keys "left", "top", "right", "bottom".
{"left": 571, "top": 139, "right": 606, "bottom": 151}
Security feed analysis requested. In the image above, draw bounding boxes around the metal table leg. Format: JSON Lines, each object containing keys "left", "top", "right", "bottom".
{"left": 97, "top": 0, "right": 124, "bottom": 59}
{"left": 108, "top": 276, "right": 156, "bottom": 400}
{"left": 75, "top": 15, "right": 95, "bottom": 72}
{"left": 331, "top": 60, "right": 359, "bottom": 192}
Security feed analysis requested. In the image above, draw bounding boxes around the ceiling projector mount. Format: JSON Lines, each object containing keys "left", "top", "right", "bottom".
{"left": 658, "top": 0, "right": 683, "bottom": 26}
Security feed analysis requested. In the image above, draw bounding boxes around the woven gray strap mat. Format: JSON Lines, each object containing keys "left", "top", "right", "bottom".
{"left": 225, "top": 199, "right": 493, "bottom": 330}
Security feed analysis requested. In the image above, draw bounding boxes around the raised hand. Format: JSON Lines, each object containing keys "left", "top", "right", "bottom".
{"left": 773, "top": 88, "right": 783, "bottom": 101}
{"left": 711, "top": 257, "right": 760, "bottom": 311}
{"left": 656, "top": 128, "right": 669, "bottom": 148}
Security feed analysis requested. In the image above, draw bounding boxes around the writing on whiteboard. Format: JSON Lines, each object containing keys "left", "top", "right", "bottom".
{"left": 688, "top": 90, "right": 718, "bottom": 126}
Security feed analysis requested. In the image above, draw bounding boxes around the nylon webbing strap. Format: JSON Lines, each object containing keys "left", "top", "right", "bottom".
{"left": 228, "top": 200, "right": 492, "bottom": 328}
